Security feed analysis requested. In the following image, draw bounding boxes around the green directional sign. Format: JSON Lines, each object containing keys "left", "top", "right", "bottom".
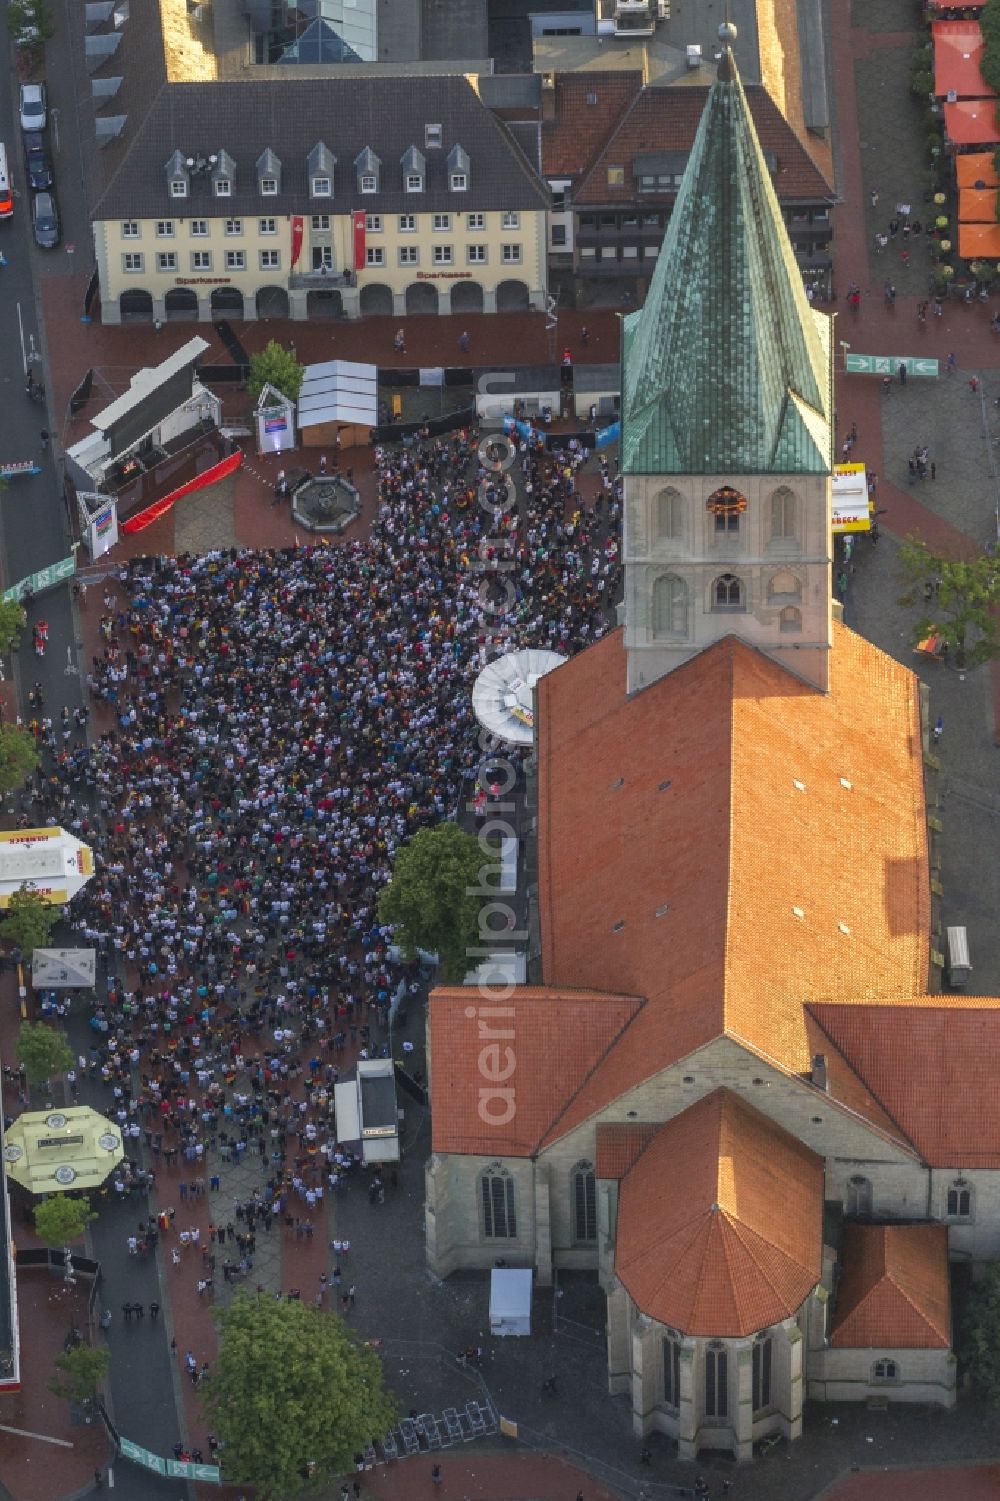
{"left": 167, "top": 1458, "right": 222, "bottom": 1481}
{"left": 3, "top": 554, "right": 76, "bottom": 603}
{"left": 845, "top": 354, "right": 938, "bottom": 378}
{"left": 120, "top": 1438, "right": 167, "bottom": 1475}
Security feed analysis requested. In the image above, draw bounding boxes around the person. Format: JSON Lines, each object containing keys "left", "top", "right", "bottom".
{"left": 319, "top": 455, "right": 328, "bottom": 476}
{"left": 897, "top": 362, "right": 906, "bottom": 385}
{"left": 431, "top": 1464, "right": 442, "bottom": 1485}
{"left": 946, "top": 352, "right": 957, "bottom": 374}
{"left": 458, "top": 330, "right": 470, "bottom": 353}
{"left": 393, "top": 327, "right": 406, "bottom": 353}
{"left": 932, "top": 717, "right": 943, "bottom": 744}
{"left": 40, "top": 430, "right": 49, "bottom": 450}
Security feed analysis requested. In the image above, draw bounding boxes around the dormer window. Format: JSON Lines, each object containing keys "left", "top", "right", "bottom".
{"left": 211, "top": 149, "right": 236, "bottom": 200}
{"left": 425, "top": 123, "right": 442, "bottom": 149}
{"left": 447, "top": 144, "right": 470, "bottom": 194}
{"left": 307, "top": 142, "right": 336, "bottom": 200}
{"left": 256, "top": 148, "right": 281, "bottom": 199}
{"left": 355, "top": 147, "right": 381, "bottom": 196}
{"left": 401, "top": 145, "right": 425, "bottom": 195}
{"left": 165, "top": 148, "right": 190, "bottom": 201}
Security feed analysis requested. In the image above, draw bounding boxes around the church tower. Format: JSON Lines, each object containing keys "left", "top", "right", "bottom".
{"left": 620, "top": 24, "right": 834, "bottom": 695}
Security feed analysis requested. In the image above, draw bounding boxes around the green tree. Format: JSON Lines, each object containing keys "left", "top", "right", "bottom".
{"left": 963, "top": 1262, "right": 1000, "bottom": 1401}
{"left": 33, "top": 1195, "right": 95, "bottom": 1247}
{"left": 17, "top": 1019, "right": 74, "bottom": 1088}
{"left": 378, "top": 821, "right": 495, "bottom": 983}
{"left": 0, "top": 598, "right": 25, "bottom": 656}
{"left": 1, "top": 885, "right": 59, "bottom": 957}
{"left": 0, "top": 725, "right": 39, "bottom": 793}
{"left": 248, "top": 340, "right": 305, "bottom": 403}
{"left": 899, "top": 540, "right": 1000, "bottom": 669}
{"left": 49, "top": 1343, "right": 109, "bottom": 1407}
{"left": 5, "top": 0, "right": 54, "bottom": 44}
{"left": 201, "top": 1293, "right": 397, "bottom": 1498}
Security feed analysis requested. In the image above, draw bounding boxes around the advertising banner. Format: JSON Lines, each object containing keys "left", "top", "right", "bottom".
{"left": 352, "top": 210, "right": 366, "bottom": 271}
{"left": 290, "top": 215, "right": 304, "bottom": 269}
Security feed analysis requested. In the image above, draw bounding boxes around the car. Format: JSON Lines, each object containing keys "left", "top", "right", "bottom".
{"left": 31, "top": 190, "right": 59, "bottom": 248}
{"left": 19, "top": 82, "right": 47, "bottom": 133}
{"left": 22, "top": 131, "right": 52, "bottom": 191}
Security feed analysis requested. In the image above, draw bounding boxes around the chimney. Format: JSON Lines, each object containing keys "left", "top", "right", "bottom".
{"left": 542, "top": 73, "right": 556, "bottom": 121}
{"left": 811, "top": 1053, "right": 828, "bottom": 1092}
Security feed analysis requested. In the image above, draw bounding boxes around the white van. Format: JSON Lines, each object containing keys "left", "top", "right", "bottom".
{"left": 0, "top": 145, "right": 12, "bottom": 219}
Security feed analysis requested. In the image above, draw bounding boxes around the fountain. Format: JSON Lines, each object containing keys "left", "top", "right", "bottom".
{"left": 291, "top": 475, "right": 361, "bottom": 535}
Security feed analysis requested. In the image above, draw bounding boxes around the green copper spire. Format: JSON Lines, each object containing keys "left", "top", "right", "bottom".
{"left": 620, "top": 26, "right": 832, "bottom": 476}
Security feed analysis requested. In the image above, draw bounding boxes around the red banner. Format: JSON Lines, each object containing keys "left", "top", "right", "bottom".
{"left": 121, "top": 450, "right": 242, "bottom": 535}
{"left": 352, "top": 210, "right": 366, "bottom": 271}
{"left": 290, "top": 215, "right": 304, "bottom": 270}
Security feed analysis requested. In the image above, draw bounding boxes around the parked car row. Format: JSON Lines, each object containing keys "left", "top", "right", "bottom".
{"left": 18, "top": 81, "right": 59, "bottom": 248}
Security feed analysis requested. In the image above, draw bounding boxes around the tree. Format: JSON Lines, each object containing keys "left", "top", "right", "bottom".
{"left": 34, "top": 1195, "right": 95, "bottom": 1247}
{"left": 0, "top": 598, "right": 25, "bottom": 656}
{"left": 1, "top": 884, "right": 59, "bottom": 957}
{"left": 378, "top": 822, "right": 495, "bottom": 983}
{"left": 49, "top": 1343, "right": 109, "bottom": 1408}
{"left": 899, "top": 540, "right": 1000, "bottom": 669}
{"left": 17, "top": 1019, "right": 74, "bottom": 1088}
{"left": 5, "top": 0, "right": 54, "bottom": 44}
{"left": 0, "top": 725, "right": 39, "bottom": 794}
{"left": 200, "top": 1293, "right": 397, "bottom": 1498}
{"left": 964, "top": 1262, "right": 1000, "bottom": 1401}
{"left": 248, "top": 340, "right": 305, "bottom": 403}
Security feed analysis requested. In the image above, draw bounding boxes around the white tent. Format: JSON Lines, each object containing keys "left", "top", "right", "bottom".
{"left": 32, "top": 948, "right": 97, "bottom": 988}
{"left": 489, "top": 1268, "right": 532, "bottom": 1337}
{"left": 297, "top": 359, "right": 378, "bottom": 448}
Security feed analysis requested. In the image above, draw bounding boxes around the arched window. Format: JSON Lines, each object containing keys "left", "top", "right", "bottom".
{"left": 663, "top": 1332, "right": 682, "bottom": 1410}
{"left": 780, "top": 606, "right": 802, "bottom": 634}
{"left": 481, "top": 1165, "right": 517, "bottom": 1239}
{"left": 767, "top": 570, "right": 802, "bottom": 600}
{"left": 872, "top": 1358, "right": 898, "bottom": 1383}
{"left": 847, "top": 1175, "right": 873, "bottom": 1216}
{"left": 656, "top": 487, "right": 684, "bottom": 540}
{"left": 712, "top": 573, "right": 745, "bottom": 611}
{"left": 947, "top": 1180, "right": 973, "bottom": 1219}
{"left": 752, "top": 1333, "right": 773, "bottom": 1414}
{"left": 653, "top": 574, "right": 688, "bottom": 637}
{"left": 771, "top": 486, "right": 797, "bottom": 540}
{"left": 572, "top": 1160, "right": 597, "bottom": 1242}
{"left": 705, "top": 1342, "right": 728, "bottom": 1418}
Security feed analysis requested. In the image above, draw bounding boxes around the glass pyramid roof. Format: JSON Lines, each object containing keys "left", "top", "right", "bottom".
{"left": 620, "top": 42, "right": 833, "bottom": 477}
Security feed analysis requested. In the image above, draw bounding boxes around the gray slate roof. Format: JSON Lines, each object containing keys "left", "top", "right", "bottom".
{"left": 91, "top": 75, "right": 549, "bottom": 222}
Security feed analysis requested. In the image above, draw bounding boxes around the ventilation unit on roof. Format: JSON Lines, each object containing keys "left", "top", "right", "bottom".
{"left": 947, "top": 89, "right": 958, "bottom": 103}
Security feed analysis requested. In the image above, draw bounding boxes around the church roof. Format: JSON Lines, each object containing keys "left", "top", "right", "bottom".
{"left": 831, "top": 1223, "right": 951, "bottom": 1349}
{"left": 532, "top": 622, "right": 929, "bottom": 1146}
{"left": 619, "top": 47, "right": 832, "bottom": 477}
{"left": 428, "top": 987, "right": 641, "bottom": 1157}
{"left": 615, "top": 1089, "right": 823, "bottom": 1336}
{"left": 810, "top": 1000, "right": 1000, "bottom": 1167}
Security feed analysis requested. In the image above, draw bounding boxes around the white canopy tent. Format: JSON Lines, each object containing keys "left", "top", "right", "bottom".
{"left": 297, "top": 359, "right": 378, "bottom": 449}
{"left": 489, "top": 1268, "right": 532, "bottom": 1336}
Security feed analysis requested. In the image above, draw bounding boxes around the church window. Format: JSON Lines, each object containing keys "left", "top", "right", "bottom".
{"left": 768, "top": 571, "right": 802, "bottom": 600}
{"left": 572, "top": 1161, "right": 597, "bottom": 1241}
{"left": 655, "top": 487, "right": 684, "bottom": 539}
{"left": 481, "top": 1166, "right": 517, "bottom": 1239}
{"left": 847, "top": 1175, "right": 873, "bottom": 1216}
{"left": 705, "top": 1343, "right": 728, "bottom": 1418}
{"left": 947, "top": 1180, "right": 972, "bottom": 1219}
{"left": 653, "top": 575, "right": 688, "bottom": 636}
{"left": 872, "top": 1358, "right": 898, "bottom": 1383}
{"left": 712, "top": 574, "right": 745, "bottom": 611}
{"left": 780, "top": 607, "right": 802, "bottom": 634}
{"left": 706, "top": 485, "right": 746, "bottom": 534}
{"left": 771, "top": 486, "right": 797, "bottom": 539}
{"left": 752, "top": 1334, "right": 773, "bottom": 1414}
{"left": 663, "top": 1333, "right": 682, "bottom": 1409}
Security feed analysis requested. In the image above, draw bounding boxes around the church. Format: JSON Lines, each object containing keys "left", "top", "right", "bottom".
{"left": 424, "top": 27, "right": 998, "bottom": 1461}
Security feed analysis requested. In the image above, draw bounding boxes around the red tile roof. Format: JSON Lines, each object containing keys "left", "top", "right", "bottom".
{"left": 573, "top": 83, "right": 833, "bottom": 205}
{"left": 831, "top": 1224, "right": 951, "bottom": 1349}
{"left": 933, "top": 21, "right": 994, "bottom": 100}
{"left": 533, "top": 624, "right": 929, "bottom": 1148}
{"left": 595, "top": 1122, "right": 660, "bottom": 1179}
{"left": 428, "top": 987, "right": 641, "bottom": 1156}
{"left": 810, "top": 1001, "right": 1000, "bottom": 1167}
{"left": 540, "top": 71, "right": 644, "bottom": 181}
{"left": 615, "top": 1090, "right": 824, "bottom": 1336}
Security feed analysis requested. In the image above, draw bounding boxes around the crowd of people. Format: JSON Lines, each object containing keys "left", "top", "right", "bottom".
{"left": 18, "top": 424, "right": 623, "bottom": 1319}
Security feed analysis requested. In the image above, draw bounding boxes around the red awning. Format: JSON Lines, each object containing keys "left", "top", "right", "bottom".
{"left": 956, "top": 150, "right": 1000, "bottom": 186}
{"left": 933, "top": 22, "right": 994, "bottom": 98}
{"left": 958, "top": 220, "right": 1000, "bottom": 257}
{"left": 959, "top": 186, "right": 999, "bottom": 220}
{"left": 945, "top": 98, "right": 1000, "bottom": 143}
